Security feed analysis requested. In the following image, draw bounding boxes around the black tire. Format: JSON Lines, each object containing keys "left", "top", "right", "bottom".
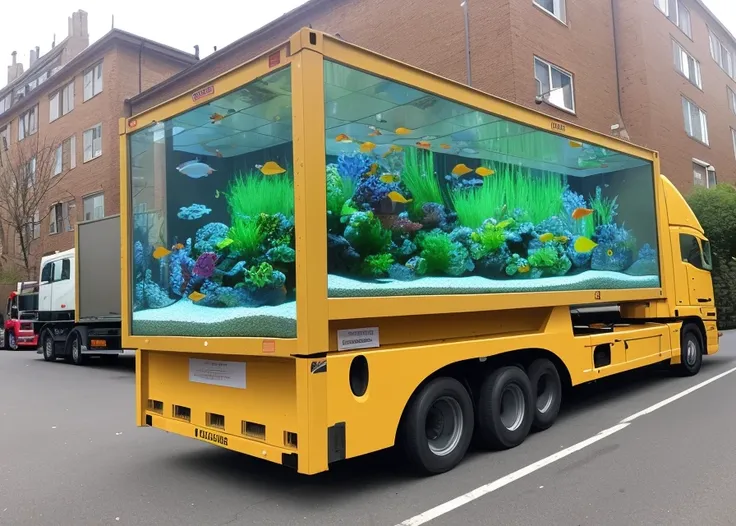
{"left": 400, "top": 377, "right": 474, "bottom": 475}
{"left": 7, "top": 332, "right": 18, "bottom": 351}
{"left": 69, "top": 333, "right": 86, "bottom": 366}
{"left": 527, "top": 358, "right": 562, "bottom": 432}
{"left": 42, "top": 332, "right": 56, "bottom": 362}
{"left": 2, "top": 331, "right": 8, "bottom": 350}
{"left": 677, "top": 324, "right": 703, "bottom": 377}
{"left": 476, "top": 366, "right": 534, "bottom": 450}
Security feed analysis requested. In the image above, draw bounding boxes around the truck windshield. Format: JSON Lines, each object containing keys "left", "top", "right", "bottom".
{"left": 701, "top": 240, "right": 713, "bottom": 271}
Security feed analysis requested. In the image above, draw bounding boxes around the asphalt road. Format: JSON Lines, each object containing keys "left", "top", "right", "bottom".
{"left": 1, "top": 335, "right": 735, "bottom": 526}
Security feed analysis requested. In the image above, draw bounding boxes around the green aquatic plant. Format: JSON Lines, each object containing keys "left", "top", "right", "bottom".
{"left": 361, "top": 253, "right": 394, "bottom": 278}
{"left": 450, "top": 164, "right": 565, "bottom": 228}
{"left": 228, "top": 217, "right": 265, "bottom": 260}
{"left": 469, "top": 219, "right": 510, "bottom": 260}
{"left": 243, "top": 262, "right": 277, "bottom": 289}
{"left": 227, "top": 170, "right": 294, "bottom": 218}
{"left": 418, "top": 231, "right": 472, "bottom": 276}
{"left": 528, "top": 245, "right": 572, "bottom": 276}
{"left": 344, "top": 211, "right": 391, "bottom": 257}
{"left": 400, "top": 148, "right": 443, "bottom": 212}
{"left": 326, "top": 164, "right": 356, "bottom": 231}
{"left": 589, "top": 186, "right": 618, "bottom": 227}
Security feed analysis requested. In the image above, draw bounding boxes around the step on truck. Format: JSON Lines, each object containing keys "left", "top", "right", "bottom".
{"left": 36, "top": 215, "right": 124, "bottom": 365}
{"left": 122, "top": 29, "right": 719, "bottom": 476}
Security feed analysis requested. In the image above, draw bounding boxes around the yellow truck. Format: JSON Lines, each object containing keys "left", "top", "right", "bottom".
{"left": 120, "top": 29, "right": 719, "bottom": 476}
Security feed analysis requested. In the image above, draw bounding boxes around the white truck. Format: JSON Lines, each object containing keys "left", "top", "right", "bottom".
{"left": 35, "top": 214, "right": 124, "bottom": 365}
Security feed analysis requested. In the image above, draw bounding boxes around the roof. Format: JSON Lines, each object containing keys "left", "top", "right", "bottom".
{"left": 0, "top": 28, "right": 198, "bottom": 107}
{"left": 128, "top": 0, "right": 332, "bottom": 105}
{"left": 694, "top": 0, "right": 736, "bottom": 46}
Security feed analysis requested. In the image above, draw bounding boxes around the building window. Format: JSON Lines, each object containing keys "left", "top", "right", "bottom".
{"left": 83, "top": 62, "right": 103, "bottom": 101}
{"left": 534, "top": 57, "right": 575, "bottom": 113}
{"left": 673, "top": 41, "right": 702, "bottom": 88}
{"left": 0, "top": 125, "right": 8, "bottom": 151}
{"left": 0, "top": 93, "right": 11, "bottom": 115}
{"left": 25, "top": 157, "right": 36, "bottom": 187}
{"left": 682, "top": 97, "right": 708, "bottom": 145}
{"left": 709, "top": 29, "right": 733, "bottom": 77}
{"left": 83, "top": 193, "right": 104, "bottom": 221}
{"left": 62, "top": 136, "right": 76, "bottom": 170}
{"left": 22, "top": 211, "right": 40, "bottom": 244}
{"left": 49, "top": 81, "right": 75, "bottom": 122}
{"left": 54, "top": 145, "right": 62, "bottom": 176}
{"left": 693, "top": 160, "right": 716, "bottom": 188}
{"left": 18, "top": 105, "right": 38, "bottom": 141}
{"left": 49, "top": 202, "right": 73, "bottom": 234}
{"left": 83, "top": 124, "right": 102, "bottom": 162}
{"left": 732, "top": 128, "right": 736, "bottom": 160}
{"left": 676, "top": 2, "right": 692, "bottom": 38}
{"left": 654, "top": 0, "right": 668, "bottom": 15}
{"left": 533, "top": 0, "right": 566, "bottom": 22}
{"left": 730, "top": 87, "right": 736, "bottom": 115}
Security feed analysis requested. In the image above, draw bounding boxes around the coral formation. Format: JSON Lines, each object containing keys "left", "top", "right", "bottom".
{"left": 177, "top": 203, "right": 212, "bottom": 220}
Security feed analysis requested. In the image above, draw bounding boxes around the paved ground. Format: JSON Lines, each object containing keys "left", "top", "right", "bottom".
{"left": 1, "top": 335, "right": 735, "bottom": 526}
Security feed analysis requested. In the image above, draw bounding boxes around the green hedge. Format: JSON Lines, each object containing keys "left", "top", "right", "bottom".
{"left": 687, "top": 184, "right": 736, "bottom": 329}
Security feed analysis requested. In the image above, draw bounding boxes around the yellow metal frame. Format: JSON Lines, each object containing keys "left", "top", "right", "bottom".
{"left": 119, "top": 28, "right": 665, "bottom": 357}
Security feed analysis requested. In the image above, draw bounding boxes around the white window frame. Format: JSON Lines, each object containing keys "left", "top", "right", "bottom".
{"left": 673, "top": 40, "right": 702, "bottom": 89}
{"left": 729, "top": 87, "right": 736, "bottom": 115}
{"left": 534, "top": 57, "right": 575, "bottom": 113}
{"left": 54, "top": 145, "right": 62, "bottom": 176}
{"left": 83, "top": 62, "right": 103, "bottom": 101}
{"left": 682, "top": 97, "right": 709, "bottom": 145}
{"left": 18, "top": 105, "right": 38, "bottom": 141}
{"left": 50, "top": 81, "right": 75, "bottom": 123}
{"left": 654, "top": 0, "right": 668, "bottom": 16}
{"left": 676, "top": 1, "right": 692, "bottom": 38}
{"left": 693, "top": 158, "right": 716, "bottom": 188}
{"left": 83, "top": 193, "right": 104, "bottom": 221}
{"left": 732, "top": 128, "right": 736, "bottom": 161}
{"left": 83, "top": 124, "right": 102, "bottom": 162}
{"left": 0, "top": 125, "right": 8, "bottom": 151}
{"left": 533, "top": 0, "right": 566, "bottom": 23}
{"left": 0, "top": 93, "right": 11, "bottom": 115}
{"left": 709, "top": 29, "right": 734, "bottom": 77}
{"left": 25, "top": 157, "right": 36, "bottom": 188}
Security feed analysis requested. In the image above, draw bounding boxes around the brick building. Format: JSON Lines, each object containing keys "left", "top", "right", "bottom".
{"left": 128, "top": 0, "right": 736, "bottom": 192}
{"left": 0, "top": 10, "right": 197, "bottom": 276}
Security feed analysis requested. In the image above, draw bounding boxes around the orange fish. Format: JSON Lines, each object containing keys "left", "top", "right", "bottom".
{"left": 360, "top": 141, "right": 377, "bottom": 153}
{"left": 368, "top": 126, "right": 382, "bottom": 137}
{"left": 366, "top": 163, "right": 378, "bottom": 176}
{"left": 440, "top": 143, "right": 452, "bottom": 149}
{"left": 260, "top": 161, "right": 287, "bottom": 176}
{"left": 380, "top": 174, "right": 400, "bottom": 184}
{"left": 571, "top": 207, "right": 594, "bottom": 220}
{"left": 518, "top": 264, "right": 531, "bottom": 274}
{"left": 388, "top": 191, "right": 412, "bottom": 204}
{"left": 416, "top": 141, "right": 431, "bottom": 149}
{"left": 153, "top": 246, "right": 172, "bottom": 260}
{"left": 395, "top": 127, "right": 412, "bottom": 135}
{"left": 171, "top": 243, "right": 185, "bottom": 250}
{"left": 210, "top": 112, "right": 225, "bottom": 123}
{"left": 382, "top": 145, "right": 403, "bottom": 158}
{"left": 335, "top": 133, "right": 353, "bottom": 143}
{"left": 215, "top": 149, "right": 223, "bottom": 158}
{"left": 475, "top": 167, "right": 495, "bottom": 177}
{"left": 452, "top": 163, "right": 473, "bottom": 176}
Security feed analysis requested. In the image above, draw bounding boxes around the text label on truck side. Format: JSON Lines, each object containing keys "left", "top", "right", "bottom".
{"left": 195, "top": 428, "right": 228, "bottom": 446}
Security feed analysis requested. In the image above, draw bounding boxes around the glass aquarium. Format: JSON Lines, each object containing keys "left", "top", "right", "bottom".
{"left": 323, "top": 60, "right": 660, "bottom": 298}
{"left": 129, "top": 66, "right": 297, "bottom": 338}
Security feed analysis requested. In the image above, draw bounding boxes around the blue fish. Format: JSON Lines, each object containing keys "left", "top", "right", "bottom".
{"left": 177, "top": 159, "right": 216, "bottom": 179}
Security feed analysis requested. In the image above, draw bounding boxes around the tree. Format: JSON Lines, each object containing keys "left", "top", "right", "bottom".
{"left": 0, "top": 134, "right": 70, "bottom": 278}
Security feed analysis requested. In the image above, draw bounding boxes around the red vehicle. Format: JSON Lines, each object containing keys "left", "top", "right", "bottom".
{"left": 4, "top": 283, "right": 39, "bottom": 350}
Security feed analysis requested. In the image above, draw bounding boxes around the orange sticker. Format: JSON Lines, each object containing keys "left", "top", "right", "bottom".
{"left": 262, "top": 340, "right": 276, "bottom": 354}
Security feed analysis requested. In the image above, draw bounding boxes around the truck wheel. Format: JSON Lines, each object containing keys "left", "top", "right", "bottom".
{"left": 677, "top": 324, "right": 703, "bottom": 377}
{"left": 7, "top": 332, "right": 18, "bottom": 351}
{"left": 69, "top": 333, "right": 86, "bottom": 366}
{"left": 527, "top": 359, "right": 562, "bottom": 432}
{"left": 400, "top": 377, "right": 474, "bottom": 475}
{"left": 42, "top": 332, "right": 56, "bottom": 362}
{"left": 476, "top": 366, "right": 534, "bottom": 450}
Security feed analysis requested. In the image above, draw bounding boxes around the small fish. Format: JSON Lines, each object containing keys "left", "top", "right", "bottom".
{"left": 461, "top": 148, "right": 478, "bottom": 155}
{"left": 188, "top": 291, "right": 206, "bottom": 302}
{"left": 172, "top": 243, "right": 185, "bottom": 250}
{"left": 215, "top": 149, "right": 223, "bottom": 158}
{"left": 260, "top": 161, "right": 286, "bottom": 176}
{"left": 496, "top": 219, "right": 513, "bottom": 229}
{"left": 210, "top": 112, "right": 225, "bottom": 123}
{"left": 177, "top": 160, "right": 216, "bottom": 179}
{"left": 360, "top": 141, "right": 377, "bottom": 153}
{"left": 395, "top": 127, "right": 412, "bottom": 135}
{"left": 380, "top": 174, "right": 400, "bottom": 184}
{"left": 368, "top": 126, "right": 382, "bottom": 137}
{"left": 574, "top": 236, "right": 598, "bottom": 253}
{"left": 416, "top": 141, "right": 431, "bottom": 149}
{"left": 569, "top": 140, "right": 583, "bottom": 148}
{"left": 153, "top": 246, "right": 172, "bottom": 259}
{"left": 335, "top": 133, "right": 353, "bottom": 143}
{"left": 217, "top": 238, "right": 234, "bottom": 250}
{"left": 382, "top": 145, "right": 403, "bottom": 158}
{"left": 440, "top": 143, "right": 452, "bottom": 149}
{"left": 556, "top": 235, "right": 569, "bottom": 243}
{"left": 475, "top": 167, "right": 495, "bottom": 177}
{"left": 539, "top": 233, "right": 555, "bottom": 243}
{"left": 452, "top": 163, "right": 473, "bottom": 176}
{"left": 366, "top": 163, "right": 379, "bottom": 176}
{"left": 388, "top": 191, "right": 412, "bottom": 204}
{"left": 571, "top": 207, "right": 594, "bottom": 220}
{"left": 215, "top": 189, "right": 221, "bottom": 198}
{"left": 518, "top": 264, "right": 531, "bottom": 274}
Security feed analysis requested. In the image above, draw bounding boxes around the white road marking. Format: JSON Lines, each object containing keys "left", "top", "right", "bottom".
{"left": 620, "top": 365, "right": 736, "bottom": 423}
{"left": 396, "top": 365, "right": 736, "bottom": 526}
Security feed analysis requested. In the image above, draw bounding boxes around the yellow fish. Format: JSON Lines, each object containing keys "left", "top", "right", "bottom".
{"left": 217, "top": 238, "right": 234, "bottom": 250}
{"left": 395, "top": 127, "right": 412, "bottom": 135}
{"left": 416, "top": 141, "right": 431, "bottom": 149}
{"left": 496, "top": 219, "right": 513, "bottom": 229}
{"left": 382, "top": 145, "right": 403, "bottom": 158}
{"left": 171, "top": 243, "right": 185, "bottom": 250}
{"left": 556, "top": 235, "right": 569, "bottom": 243}
{"left": 569, "top": 140, "right": 583, "bottom": 148}
{"left": 452, "top": 163, "right": 473, "bottom": 176}
{"left": 440, "top": 143, "right": 452, "bottom": 149}
{"left": 360, "top": 141, "right": 377, "bottom": 153}
{"left": 260, "top": 161, "right": 286, "bottom": 176}
{"left": 152, "top": 246, "right": 171, "bottom": 259}
{"left": 539, "top": 232, "right": 555, "bottom": 243}
{"left": 475, "top": 167, "right": 495, "bottom": 177}
{"left": 518, "top": 264, "right": 531, "bottom": 274}
{"left": 388, "top": 191, "right": 412, "bottom": 204}
{"left": 188, "top": 291, "right": 206, "bottom": 302}
{"left": 210, "top": 112, "right": 225, "bottom": 123}
{"left": 380, "top": 174, "right": 400, "bottom": 184}
{"left": 366, "top": 163, "right": 379, "bottom": 176}
{"left": 335, "top": 133, "right": 352, "bottom": 143}
{"left": 574, "top": 236, "right": 598, "bottom": 253}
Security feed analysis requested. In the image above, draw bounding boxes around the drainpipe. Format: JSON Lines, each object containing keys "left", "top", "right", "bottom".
{"left": 610, "top": 0, "right": 628, "bottom": 138}
{"left": 461, "top": 0, "right": 472, "bottom": 86}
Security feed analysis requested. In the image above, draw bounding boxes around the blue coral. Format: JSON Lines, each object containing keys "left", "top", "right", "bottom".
{"left": 353, "top": 175, "right": 401, "bottom": 210}
{"left": 505, "top": 254, "right": 530, "bottom": 277}
{"left": 591, "top": 243, "right": 634, "bottom": 272}
{"left": 638, "top": 243, "right": 656, "bottom": 261}
{"left": 169, "top": 238, "right": 194, "bottom": 297}
{"left": 567, "top": 236, "right": 592, "bottom": 269}
{"left": 134, "top": 240, "right": 145, "bottom": 269}
{"left": 506, "top": 221, "right": 535, "bottom": 244}
{"left": 337, "top": 153, "right": 373, "bottom": 181}
{"left": 177, "top": 203, "right": 212, "bottom": 220}
{"left": 194, "top": 222, "right": 229, "bottom": 254}
{"left": 387, "top": 256, "right": 427, "bottom": 281}
{"left": 266, "top": 244, "right": 296, "bottom": 263}
{"left": 135, "top": 269, "right": 174, "bottom": 310}
{"left": 449, "top": 226, "right": 474, "bottom": 247}
{"left": 422, "top": 202, "right": 450, "bottom": 231}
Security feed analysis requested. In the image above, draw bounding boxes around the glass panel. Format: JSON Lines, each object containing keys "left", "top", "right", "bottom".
{"left": 679, "top": 234, "right": 703, "bottom": 269}
{"left": 129, "top": 66, "right": 296, "bottom": 338}
{"left": 701, "top": 240, "right": 713, "bottom": 270}
{"left": 323, "top": 60, "right": 660, "bottom": 298}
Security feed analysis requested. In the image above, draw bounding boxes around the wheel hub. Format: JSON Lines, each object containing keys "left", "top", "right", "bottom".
{"left": 425, "top": 396, "right": 463, "bottom": 457}
{"left": 686, "top": 339, "right": 697, "bottom": 366}
{"left": 500, "top": 384, "right": 525, "bottom": 431}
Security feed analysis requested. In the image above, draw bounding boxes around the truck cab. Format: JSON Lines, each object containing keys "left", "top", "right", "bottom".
{"left": 38, "top": 249, "right": 75, "bottom": 322}
{"left": 4, "top": 287, "right": 39, "bottom": 350}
